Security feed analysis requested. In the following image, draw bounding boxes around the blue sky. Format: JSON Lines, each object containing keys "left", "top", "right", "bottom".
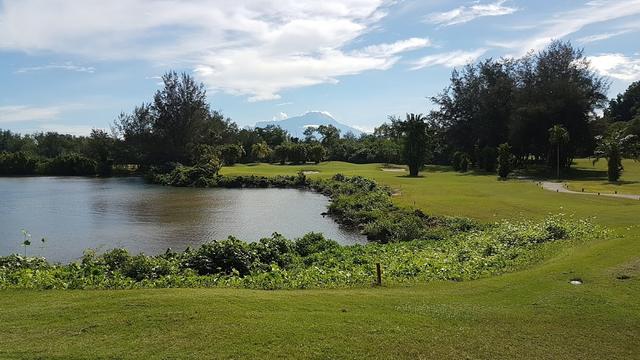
{"left": 1, "top": 0, "right": 639, "bottom": 135}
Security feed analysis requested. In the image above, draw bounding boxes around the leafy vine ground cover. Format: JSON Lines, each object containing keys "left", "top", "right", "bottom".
{"left": 0, "top": 170, "right": 606, "bottom": 290}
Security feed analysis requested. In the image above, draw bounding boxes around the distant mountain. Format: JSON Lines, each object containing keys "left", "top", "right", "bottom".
{"left": 254, "top": 111, "right": 363, "bottom": 138}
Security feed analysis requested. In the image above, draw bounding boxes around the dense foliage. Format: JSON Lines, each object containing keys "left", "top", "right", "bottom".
{"left": 401, "top": 113, "right": 429, "bottom": 176}
{"left": 593, "top": 131, "right": 639, "bottom": 181}
{"left": 0, "top": 215, "right": 604, "bottom": 290}
{"left": 430, "top": 41, "right": 608, "bottom": 171}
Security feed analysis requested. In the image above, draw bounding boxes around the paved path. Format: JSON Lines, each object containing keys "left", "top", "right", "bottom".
{"left": 539, "top": 181, "right": 640, "bottom": 200}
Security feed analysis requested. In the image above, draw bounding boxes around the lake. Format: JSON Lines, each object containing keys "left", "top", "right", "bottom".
{"left": 0, "top": 177, "right": 366, "bottom": 263}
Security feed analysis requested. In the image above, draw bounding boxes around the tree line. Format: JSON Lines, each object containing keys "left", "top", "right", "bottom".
{"left": 401, "top": 41, "right": 639, "bottom": 180}
{"left": 1, "top": 41, "right": 638, "bottom": 180}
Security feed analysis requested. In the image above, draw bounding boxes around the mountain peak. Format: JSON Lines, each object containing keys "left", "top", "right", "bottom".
{"left": 303, "top": 110, "right": 335, "bottom": 119}
{"left": 255, "top": 111, "right": 363, "bottom": 138}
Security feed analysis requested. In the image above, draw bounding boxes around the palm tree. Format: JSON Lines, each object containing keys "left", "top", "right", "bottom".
{"left": 548, "top": 125, "right": 570, "bottom": 179}
{"left": 593, "top": 131, "right": 639, "bottom": 182}
{"left": 401, "top": 113, "right": 428, "bottom": 177}
{"left": 250, "top": 141, "right": 271, "bottom": 162}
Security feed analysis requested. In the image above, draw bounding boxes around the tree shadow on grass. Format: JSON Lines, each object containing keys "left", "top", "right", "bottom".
{"left": 564, "top": 167, "right": 609, "bottom": 180}
{"left": 397, "top": 174, "right": 425, "bottom": 178}
{"left": 597, "top": 180, "right": 639, "bottom": 186}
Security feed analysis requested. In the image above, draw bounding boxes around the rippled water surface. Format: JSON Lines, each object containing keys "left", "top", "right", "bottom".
{"left": 0, "top": 177, "right": 366, "bottom": 262}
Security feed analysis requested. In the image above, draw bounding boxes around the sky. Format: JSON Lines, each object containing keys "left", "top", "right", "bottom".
{"left": 0, "top": 0, "right": 639, "bottom": 135}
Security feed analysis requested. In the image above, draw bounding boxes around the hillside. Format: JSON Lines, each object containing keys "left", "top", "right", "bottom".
{"left": 255, "top": 111, "right": 364, "bottom": 138}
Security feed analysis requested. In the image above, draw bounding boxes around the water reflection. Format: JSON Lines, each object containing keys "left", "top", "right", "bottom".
{"left": 0, "top": 177, "right": 366, "bottom": 263}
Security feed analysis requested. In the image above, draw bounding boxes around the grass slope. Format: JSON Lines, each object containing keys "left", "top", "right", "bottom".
{"left": 1, "top": 161, "right": 639, "bottom": 359}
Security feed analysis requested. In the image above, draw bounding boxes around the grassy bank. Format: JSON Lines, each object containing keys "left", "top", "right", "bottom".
{"left": 1, "top": 160, "right": 639, "bottom": 359}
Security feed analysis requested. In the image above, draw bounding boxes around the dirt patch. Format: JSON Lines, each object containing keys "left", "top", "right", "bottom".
{"left": 608, "top": 257, "right": 640, "bottom": 281}
{"left": 381, "top": 168, "right": 406, "bottom": 172}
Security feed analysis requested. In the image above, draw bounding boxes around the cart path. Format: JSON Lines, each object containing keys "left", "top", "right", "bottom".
{"left": 539, "top": 181, "right": 640, "bottom": 200}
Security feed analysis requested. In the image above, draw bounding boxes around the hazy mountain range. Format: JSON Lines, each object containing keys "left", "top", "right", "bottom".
{"left": 254, "top": 111, "right": 363, "bottom": 138}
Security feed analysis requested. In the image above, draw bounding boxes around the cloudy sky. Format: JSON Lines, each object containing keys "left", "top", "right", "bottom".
{"left": 1, "top": 0, "right": 639, "bottom": 135}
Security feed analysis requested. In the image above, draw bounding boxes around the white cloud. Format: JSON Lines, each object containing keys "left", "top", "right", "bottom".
{"left": 498, "top": 0, "right": 640, "bottom": 55}
{"left": 425, "top": 0, "right": 517, "bottom": 26}
{"left": 272, "top": 112, "right": 289, "bottom": 121}
{"left": 0, "top": 105, "right": 62, "bottom": 123}
{"left": 0, "top": 0, "right": 427, "bottom": 101}
{"left": 352, "top": 125, "right": 374, "bottom": 133}
{"left": 358, "top": 37, "right": 431, "bottom": 57}
{"left": 411, "top": 49, "right": 487, "bottom": 70}
{"left": 305, "top": 110, "right": 335, "bottom": 119}
{"left": 577, "top": 29, "right": 633, "bottom": 44}
{"left": 16, "top": 62, "right": 95, "bottom": 74}
{"left": 588, "top": 53, "right": 640, "bottom": 81}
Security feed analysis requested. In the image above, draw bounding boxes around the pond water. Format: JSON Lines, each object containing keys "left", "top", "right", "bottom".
{"left": 0, "top": 177, "right": 366, "bottom": 263}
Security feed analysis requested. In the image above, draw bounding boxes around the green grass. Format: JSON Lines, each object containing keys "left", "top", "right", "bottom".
{"left": 1, "top": 160, "right": 639, "bottom": 359}
{"left": 564, "top": 158, "right": 640, "bottom": 195}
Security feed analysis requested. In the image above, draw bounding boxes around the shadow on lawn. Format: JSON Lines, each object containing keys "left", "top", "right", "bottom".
{"left": 397, "top": 174, "right": 425, "bottom": 178}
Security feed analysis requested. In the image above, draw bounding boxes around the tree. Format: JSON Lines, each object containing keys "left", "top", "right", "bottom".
{"left": 430, "top": 41, "right": 608, "bottom": 166}
{"left": 151, "top": 71, "right": 211, "bottom": 164}
{"left": 218, "top": 144, "right": 245, "bottom": 166}
{"left": 497, "top": 143, "right": 513, "bottom": 180}
{"left": 606, "top": 81, "right": 640, "bottom": 123}
{"left": 113, "top": 71, "right": 214, "bottom": 166}
{"left": 287, "top": 143, "right": 308, "bottom": 164}
{"left": 250, "top": 141, "right": 271, "bottom": 162}
{"left": 308, "top": 144, "right": 327, "bottom": 164}
{"left": 593, "top": 131, "right": 639, "bottom": 182}
{"left": 274, "top": 144, "right": 289, "bottom": 165}
{"left": 548, "top": 125, "right": 570, "bottom": 179}
{"left": 186, "top": 144, "right": 222, "bottom": 177}
{"left": 255, "top": 125, "right": 289, "bottom": 147}
{"left": 88, "top": 129, "right": 114, "bottom": 176}
{"left": 400, "top": 113, "right": 428, "bottom": 176}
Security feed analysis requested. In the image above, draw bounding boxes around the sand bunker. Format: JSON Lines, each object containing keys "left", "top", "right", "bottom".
{"left": 381, "top": 168, "right": 406, "bottom": 172}
{"left": 302, "top": 170, "right": 320, "bottom": 175}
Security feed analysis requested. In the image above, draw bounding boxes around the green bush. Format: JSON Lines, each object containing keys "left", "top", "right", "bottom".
{"left": 294, "top": 233, "right": 339, "bottom": 257}
{"left": 46, "top": 153, "right": 97, "bottom": 176}
{"left": 0, "top": 151, "right": 38, "bottom": 175}
{"left": 0, "top": 215, "right": 604, "bottom": 290}
{"left": 451, "top": 151, "right": 470, "bottom": 172}
{"left": 252, "top": 233, "right": 295, "bottom": 268}
{"left": 184, "top": 237, "right": 255, "bottom": 276}
{"left": 497, "top": 143, "right": 513, "bottom": 179}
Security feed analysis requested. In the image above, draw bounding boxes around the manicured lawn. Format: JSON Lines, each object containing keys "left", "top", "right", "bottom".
{"left": 564, "top": 158, "right": 640, "bottom": 195}
{"left": 1, "top": 161, "right": 638, "bottom": 359}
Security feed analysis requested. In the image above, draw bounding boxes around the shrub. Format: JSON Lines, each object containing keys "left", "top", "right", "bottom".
{"left": 451, "top": 151, "right": 464, "bottom": 171}
{"left": 294, "top": 233, "right": 339, "bottom": 257}
{"left": 364, "top": 211, "right": 427, "bottom": 242}
{"left": 46, "top": 153, "right": 97, "bottom": 176}
{"left": 185, "top": 237, "right": 255, "bottom": 275}
{"left": 252, "top": 233, "right": 295, "bottom": 268}
{"left": 0, "top": 151, "right": 38, "bottom": 175}
{"left": 458, "top": 153, "right": 470, "bottom": 172}
{"left": 497, "top": 143, "right": 513, "bottom": 179}
{"left": 451, "top": 151, "right": 470, "bottom": 173}
{"left": 308, "top": 144, "right": 327, "bottom": 164}
{"left": 0, "top": 215, "right": 604, "bottom": 290}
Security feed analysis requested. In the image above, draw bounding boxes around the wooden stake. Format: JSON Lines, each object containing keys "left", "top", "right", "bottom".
{"left": 376, "top": 263, "right": 382, "bottom": 286}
